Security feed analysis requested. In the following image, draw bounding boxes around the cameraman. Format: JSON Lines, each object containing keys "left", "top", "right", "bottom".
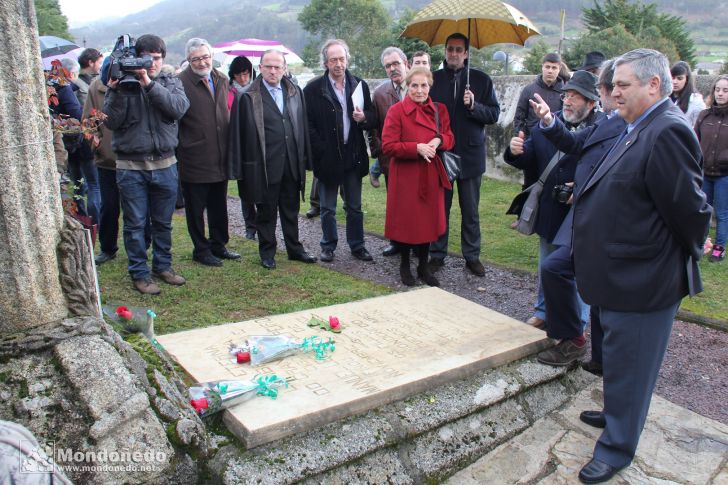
{"left": 103, "top": 34, "right": 190, "bottom": 295}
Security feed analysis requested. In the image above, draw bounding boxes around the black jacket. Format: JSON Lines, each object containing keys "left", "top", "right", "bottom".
{"left": 542, "top": 113, "right": 626, "bottom": 247}
{"left": 429, "top": 66, "right": 500, "bottom": 179}
{"left": 103, "top": 73, "right": 189, "bottom": 161}
{"left": 303, "top": 70, "right": 376, "bottom": 185}
{"left": 514, "top": 75, "right": 563, "bottom": 136}
{"left": 573, "top": 100, "right": 711, "bottom": 311}
{"left": 504, "top": 109, "right": 604, "bottom": 242}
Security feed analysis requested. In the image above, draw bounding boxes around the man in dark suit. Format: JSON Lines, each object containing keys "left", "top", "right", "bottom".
{"left": 533, "top": 59, "right": 623, "bottom": 376}
{"left": 571, "top": 49, "right": 710, "bottom": 483}
{"left": 228, "top": 50, "right": 316, "bottom": 269}
{"left": 525, "top": 61, "right": 622, "bottom": 372}
{"left": 428, "top": 33, "right": 500, "bottom": 276}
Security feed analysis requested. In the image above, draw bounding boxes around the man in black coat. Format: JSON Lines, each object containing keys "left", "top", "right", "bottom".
{"left": 428, "top": 33, "right": 500, "bottom": 276}
{"left": 505, "top": 70, "right": 603, "bottom": 343}
{"left": 571, "top": 49, "right": 710, "bottom": 483}
{"left": 529, "top": 61, "right": 623, "bottom": 373}
{"left": 228, "top": 50, "right": 316, "bottom": 269}
{"left": 303, "top": 39, "right": 377, "bottom": 263}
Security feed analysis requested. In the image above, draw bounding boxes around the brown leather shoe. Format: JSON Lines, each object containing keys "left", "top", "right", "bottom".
{"left": 526, "top": 316, "right": 546, "bottom": 329}
{"left": 133, "top": 278, "right": 161, "bottom": 295}
{"left": 153, "top": 269, "right": 186, "bottom": 286}
{"left": 537, "top": 339, "right": 587, "bottom": 366}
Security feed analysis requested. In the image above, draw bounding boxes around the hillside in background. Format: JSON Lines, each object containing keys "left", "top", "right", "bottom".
{"left": 70, "top": 0, "right": 726, "bottom": 66}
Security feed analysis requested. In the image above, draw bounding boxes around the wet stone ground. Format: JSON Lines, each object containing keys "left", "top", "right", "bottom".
{"left": 224, "top": 197, "right": 728, "bottom": 426}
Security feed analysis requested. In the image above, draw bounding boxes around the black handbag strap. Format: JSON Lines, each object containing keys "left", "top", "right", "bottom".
{"left": 433, "top": 102, "right": 441, "bottom": 135}
{"left": 537, "top": 149, "right": 563, "bottom": 185}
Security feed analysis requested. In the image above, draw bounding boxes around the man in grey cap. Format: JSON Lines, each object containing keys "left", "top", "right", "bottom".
{"left": 504, "top": 70, "right": 603, "bottom": 348}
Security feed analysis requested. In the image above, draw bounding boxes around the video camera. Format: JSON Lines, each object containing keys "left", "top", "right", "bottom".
{"left": 108, "top": 34, "right": 153, "bottom": 89}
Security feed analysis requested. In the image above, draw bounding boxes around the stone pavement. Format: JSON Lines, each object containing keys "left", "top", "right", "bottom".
{"left": 444, "top": 381, "right": 728, "bottom": 484}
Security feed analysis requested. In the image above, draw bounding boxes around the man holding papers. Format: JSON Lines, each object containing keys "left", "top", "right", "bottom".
{"left": 304, "top": 39, "right": 377, "bottom": 263}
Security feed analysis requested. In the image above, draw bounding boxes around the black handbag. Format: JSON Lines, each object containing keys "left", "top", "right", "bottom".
{"left": 433, "top": 103, "right": 461, "bottom": 181}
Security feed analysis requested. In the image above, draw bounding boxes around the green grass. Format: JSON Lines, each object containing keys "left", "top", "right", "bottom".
{"left": 97, "top": 214, "right": 391, "bottom": 335}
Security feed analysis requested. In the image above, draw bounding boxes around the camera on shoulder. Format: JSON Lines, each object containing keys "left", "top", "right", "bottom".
{"left": 108, "top": 34, "right": 153, "bottom": 90}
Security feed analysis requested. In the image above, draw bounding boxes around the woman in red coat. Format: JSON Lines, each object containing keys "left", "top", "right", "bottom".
{"left": 382, "top": 67, "right": 455, "bottom": 287}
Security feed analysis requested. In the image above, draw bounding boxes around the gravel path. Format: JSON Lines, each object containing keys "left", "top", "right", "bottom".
{"left": 226, "top": 196, "right": 728, "bottom": 425}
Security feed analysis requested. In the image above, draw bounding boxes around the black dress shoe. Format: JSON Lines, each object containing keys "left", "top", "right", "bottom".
{"left": 213, "top": 248, "right": 241, "bottom": 260}
{"left": 578, "top": 458, "right": 623, "bottom": 483}
{"left": 579, "top": 410, "right": 606, "bottom": 428}
{"left": 305, "top": 207, "right": 320, "bottom": 219}
{"left": 289, "top": 251, "right": 317, "bottom": 263}
{"left": 95, "top": 251, "right": 116, "bottom": 265}
{"left": 382, "top": 244, "right": 400, "bottom": 256}
{"left": 428, "top": 257, "right": 445, "bottom": 272}
{"left": 581, "top": 360, "right": 604, "bottom": 376}
{"left": 261, "top": 258, "right": 276, "bottom": 269}
{"left": 245, "top": 230, "right": 256, "bottom": 240}
{"left": 320, "top": 249, "right": 334, "bottom": 262}
{"left": 465, "top": 259, "right": 486, "bottom": 277}
{"left": 193, "top": 253, "right": 223, "bottom": 267}
{"left": 352, "top": 248, "right": 373, "bottom": 261}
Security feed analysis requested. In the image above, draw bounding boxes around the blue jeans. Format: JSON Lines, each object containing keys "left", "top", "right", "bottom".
{"left": 536, "top": 237, "right": 589, "bottom": 327}
{"left": 369, "top": 159, "right": 381, "bottom": 179}
{"left": 117, "top": 165, "right": 178, "bottom": 280}
{"left": 319, "top": 170, "right": 365, "bottom": 252}
{"left": 100, "top": 167, "right": 151, "bottom": 256}
{"left": 703, "top": 175, "right": 728, "bottom": 247}
{"left": 69, "top": 157, "right": 100, "bottom": 226}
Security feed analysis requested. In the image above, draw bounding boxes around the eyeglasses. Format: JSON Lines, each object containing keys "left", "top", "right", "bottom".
{"left": 261, "top": 64, "right": 284, "bottom": 71}
{"left": 189, "top": 54, "right": 211, "bottom": 64}
{"left": 560, "top": 92, "right": 583, "bottom": 101}
{"left": 446, "top": 46, "right": 466, "bottom": 53}
{"left": 384, "top": 60, "right": 402, "bottom": 70}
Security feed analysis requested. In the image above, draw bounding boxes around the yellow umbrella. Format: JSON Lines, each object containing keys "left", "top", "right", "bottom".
{"left": 401, "top": 0, "right": 540, "bottom": 48}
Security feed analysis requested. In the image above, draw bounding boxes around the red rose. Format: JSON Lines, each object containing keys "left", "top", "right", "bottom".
{"left": 236, "top": 351, "right": 251, "bottom": 363}
{"left": 120, "top": 310, "right": 134, "bottom": 320}
{"left": 329, "top": 316, "right": 340, "bottom": 330}
{"left": 190, "top": 398, "right": 209, "bottom": 413}
{"left": 115, "top": 306, "right": 129, "bottom": 314}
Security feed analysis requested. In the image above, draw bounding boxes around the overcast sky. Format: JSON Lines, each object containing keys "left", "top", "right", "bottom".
{"left": 59, "top": 0, "right": 164, "bottom": 27}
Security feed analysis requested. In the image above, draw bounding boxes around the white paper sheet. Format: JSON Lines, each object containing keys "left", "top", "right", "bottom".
{"left": 351, "top": 83, "right": 364, "bottom": 110}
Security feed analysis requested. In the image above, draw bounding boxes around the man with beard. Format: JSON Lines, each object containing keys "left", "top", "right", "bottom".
{"left": 369, "top": 46, "right": 408, "bottom": 256}
{"left": 505, "top": 71, "right": 603, "bottom": 348}
{"left": 428, "top": 33, "right": 500, "bottom": 276}
{"left": 229, "top": 50, "right": 316, "bottom": 269}
{"left": 304, "top": 39, "right": 377, "bottom": 263}
{"left": 177, "top": 38, "right": 239, "bottom": 267}
{"left": 104, "top": 34, "right": 190, "bottom": 294}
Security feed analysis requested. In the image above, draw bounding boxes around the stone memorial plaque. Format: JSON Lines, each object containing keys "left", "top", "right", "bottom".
{"left": 157, "top": 287, "right": 549, "bottom": 447}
